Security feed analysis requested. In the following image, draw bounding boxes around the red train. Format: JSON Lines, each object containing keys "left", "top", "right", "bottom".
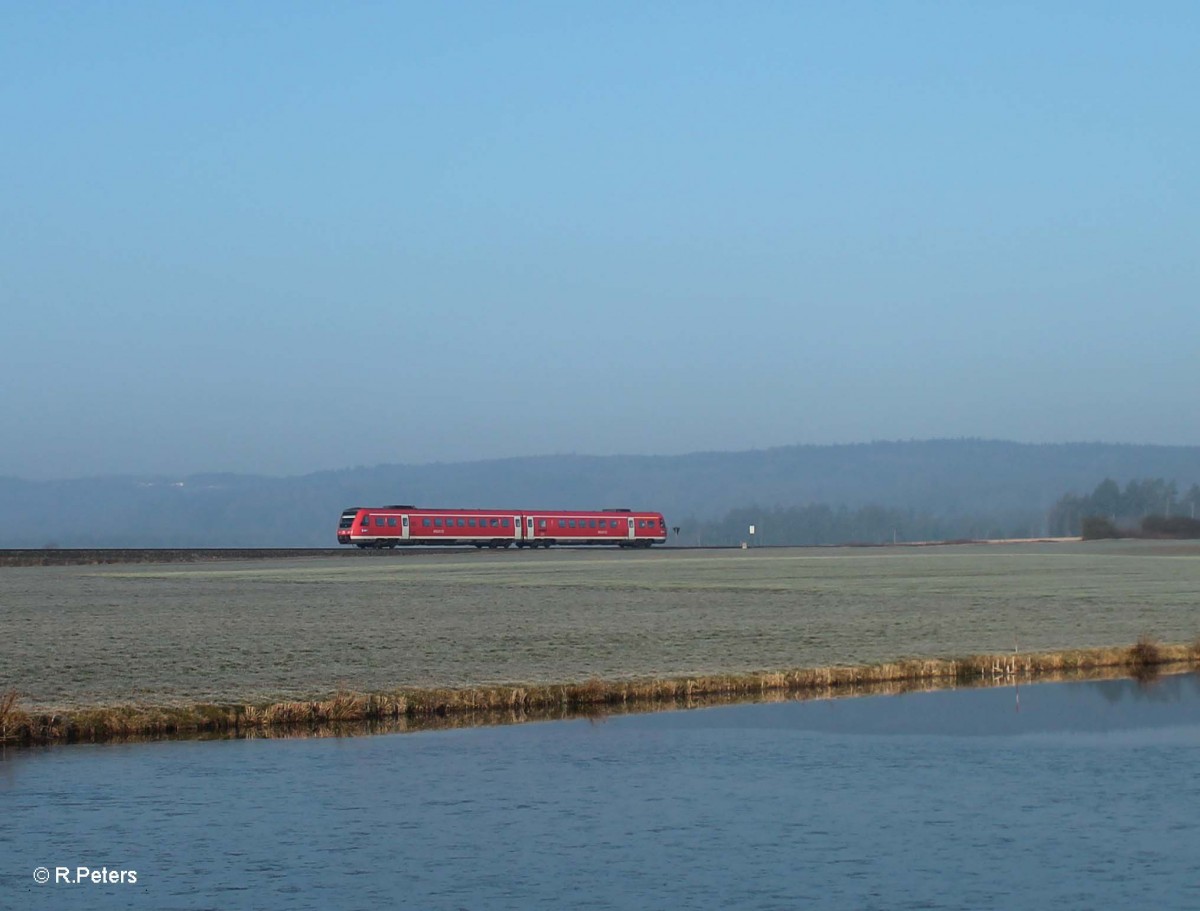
{"left": 337, "top": 505, "right": 668, "bottom": 549}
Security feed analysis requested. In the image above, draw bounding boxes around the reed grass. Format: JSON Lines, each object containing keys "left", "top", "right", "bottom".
{"left": 0, "top": 689, "right": 21, "bottom": 742}
{"left": 1127, "top": 635, "right": 1163, "bottom": 670}
{"left": 3, "top": 641, "right": 1197, "bottom": 747}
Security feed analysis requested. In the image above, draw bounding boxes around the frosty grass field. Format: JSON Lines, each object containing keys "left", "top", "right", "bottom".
{"left": 3, "top": 540, "right": 1198, "bottom": 711}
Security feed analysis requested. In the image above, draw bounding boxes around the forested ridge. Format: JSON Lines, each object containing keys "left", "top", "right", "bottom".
{"left": 2, "top": 440, "right": 1198, "bottom": 547}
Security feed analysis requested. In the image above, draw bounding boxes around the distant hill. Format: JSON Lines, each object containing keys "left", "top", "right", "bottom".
{"left": 2, "top": 440, "right": 1199, "bottom": 547}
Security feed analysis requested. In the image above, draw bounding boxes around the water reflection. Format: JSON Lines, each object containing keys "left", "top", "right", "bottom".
{"left": 664, "top": 671, "right": 1200, "bottom": 739}
{"left": 3, "top": 673, "right": 1200, "bottom": 911}
{"left": 4, "top": 665, "right": 1189, "bottom": 752}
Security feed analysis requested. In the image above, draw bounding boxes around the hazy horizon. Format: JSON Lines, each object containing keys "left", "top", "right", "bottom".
{"left": 4, "top": 436, "right": 1200, "bottom": 485}
{"left": 4, "top": 3, "right": 1197, "bottom": 480}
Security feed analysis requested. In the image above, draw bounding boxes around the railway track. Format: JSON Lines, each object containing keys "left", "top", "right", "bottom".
{"left": 0, "top": 546, "right": 725, "bottom": 567}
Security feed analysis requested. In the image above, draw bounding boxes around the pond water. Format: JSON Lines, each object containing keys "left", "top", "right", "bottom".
{"left": 4, "top": 674, "right": 1200, "bottom": 910}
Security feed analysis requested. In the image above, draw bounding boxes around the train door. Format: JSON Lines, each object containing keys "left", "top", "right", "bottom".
{"left": 401, "top": 515, "right": 410, "bottom": 541}
{"left": 527, "top": 516, "right": 536, "bottom": 542}
{"left": 627, "top": 518, "right": 636, "bottom": 541}
{"left": 513, "top": 515, "right": 523, "bottom": 542}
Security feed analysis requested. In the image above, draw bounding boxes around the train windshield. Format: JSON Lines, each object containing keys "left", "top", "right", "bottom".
{"left": 338, "top": 516, "right": 357, "bottom": 529}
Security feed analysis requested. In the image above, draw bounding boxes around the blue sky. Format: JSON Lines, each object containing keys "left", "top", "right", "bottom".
{"left": 2, "top": 2, "right": 1196, "bottom": 479}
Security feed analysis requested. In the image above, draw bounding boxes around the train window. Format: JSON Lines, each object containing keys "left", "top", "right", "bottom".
{"left": 568, "top": 520, "right": 576, "bottom": 528}
{"left": 457, "top": 518, "right": 465, "bottom": 527}
{"left": 489, "top": 518, "right": 499, "bottom": 528}
{"left": 637, "top": 520, "right": 644, "bottom": 528}
{"left": 402, "top": 516, "right": 409, "bottom": 527}
{"left": 387, "top": 517, "right": 397, "bottom": 527}
{"left": 557, "top": 519, "right": 566, "bottom": 528}
{"left": 468, "top": 519, "right": 476, "bottom": 527}
{"left": 375, "top": 517, "right": 384, "bottom": 527}
{"left": 501, "top": 518, "right": 510, "bottom": 527}
{"left": 434, "top": 518, "right": 442, "bottom": 527}
{"left": 538, "top": 519, "right": 546, "bottom": 529}
{"left": 588, "top": 519, "right": 596, "bottom": 528}
{"left": 422, "top": 518, "right": 431, "bottom": 527}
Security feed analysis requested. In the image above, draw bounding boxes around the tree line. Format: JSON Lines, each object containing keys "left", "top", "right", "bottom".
{"left": 1048, "top": 478, "right": 1200, "bottom": 537}
{"left": 677, "top": 477, "right": 1200, "bottom": 547}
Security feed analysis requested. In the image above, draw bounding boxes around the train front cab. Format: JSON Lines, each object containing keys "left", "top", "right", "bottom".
{"left": 340, "top": 507, "right": 413, "bottom": 548}
{"left": 627, "top": 512, "right": 667, "bottom": 547}
{"left": 337, "top": 507, "right": 361, "bottom": 545}
{"left": 609, "top": 509, "right": 666, "bottom": 547}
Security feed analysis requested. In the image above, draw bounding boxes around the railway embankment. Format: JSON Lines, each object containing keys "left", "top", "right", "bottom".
{"left": 0, "top": 548, "right": 356, "bottom": 567}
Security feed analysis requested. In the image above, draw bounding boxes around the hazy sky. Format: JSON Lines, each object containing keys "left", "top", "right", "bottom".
{"left": 3, "top": 2, "right": 1196, "bottom": 479}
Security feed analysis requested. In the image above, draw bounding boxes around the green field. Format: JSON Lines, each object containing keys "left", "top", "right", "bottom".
{"left": 3, "top": 540, "right": 1199, "bottom": 710}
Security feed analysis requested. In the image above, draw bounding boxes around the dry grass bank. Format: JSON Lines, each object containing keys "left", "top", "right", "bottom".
{"left": 3, "top": 639, "right": 1197, "bottom": 747}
